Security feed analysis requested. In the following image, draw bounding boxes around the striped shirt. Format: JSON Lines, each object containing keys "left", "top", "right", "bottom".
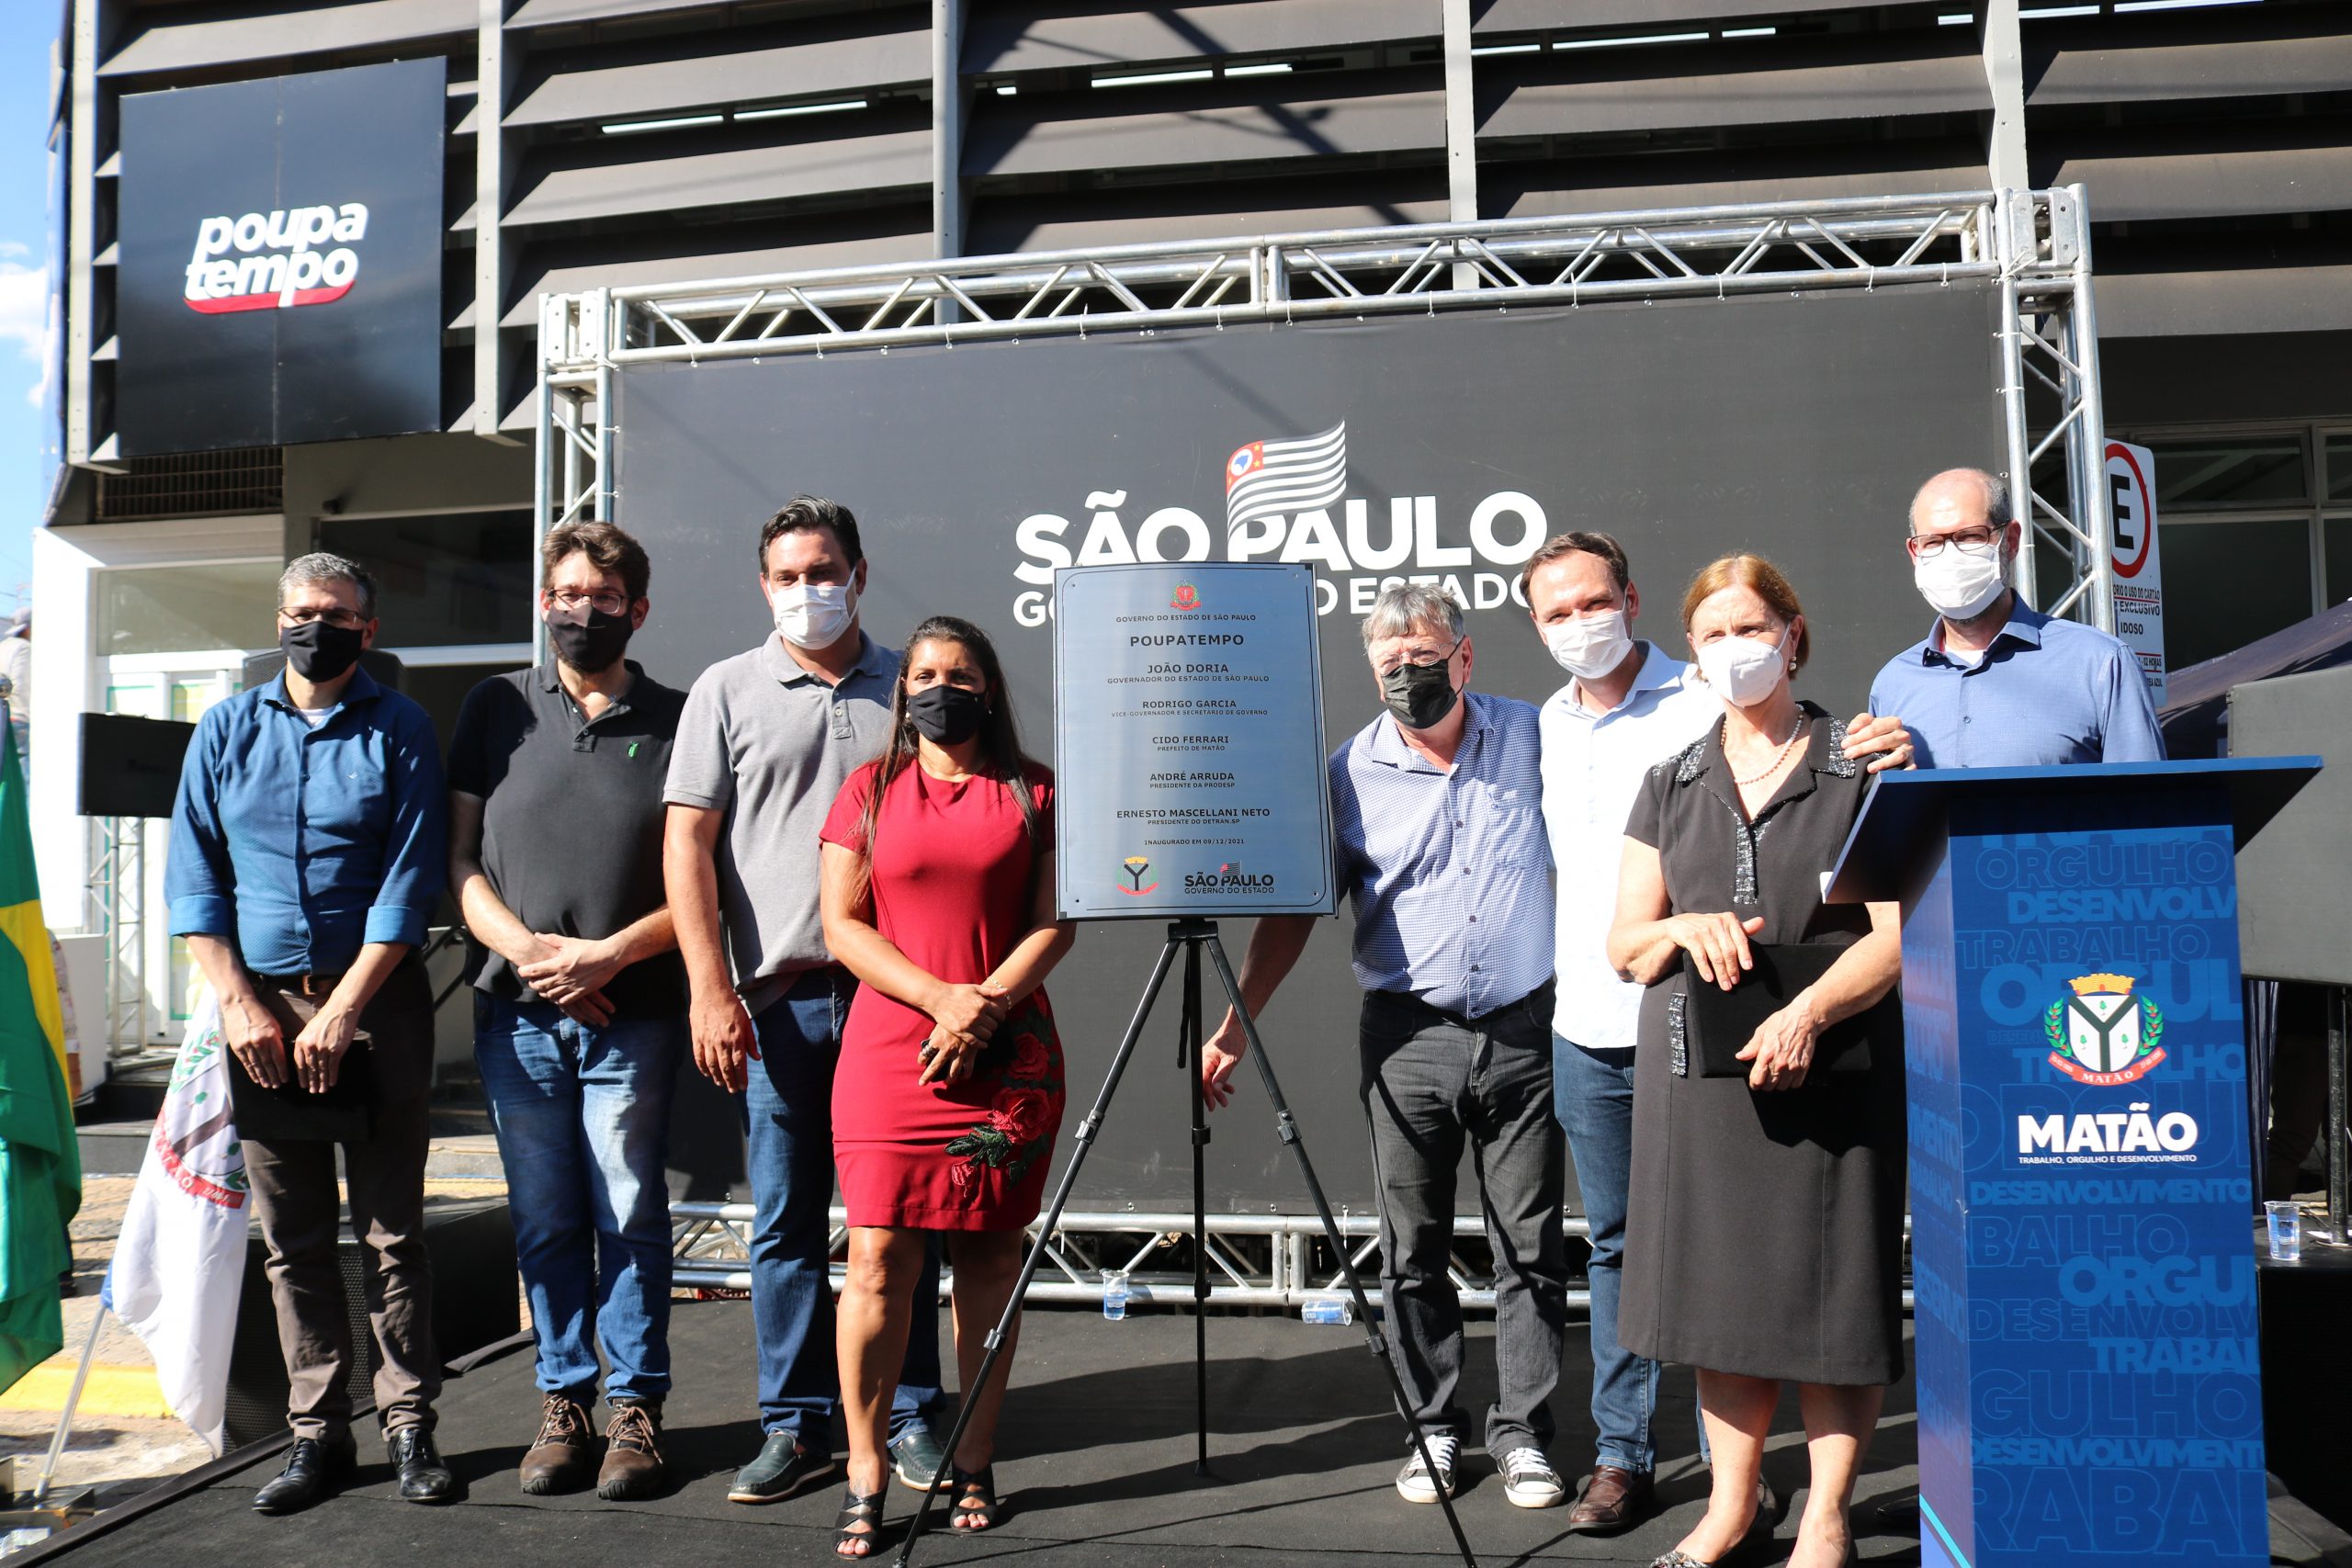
{"left": 1329, "top": 690, "right": 1555, "bottom": 1018}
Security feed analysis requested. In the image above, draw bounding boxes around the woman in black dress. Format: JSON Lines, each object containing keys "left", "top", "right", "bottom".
{"left": 1606, "top": 554, "right": 1904, "bottom": 1568}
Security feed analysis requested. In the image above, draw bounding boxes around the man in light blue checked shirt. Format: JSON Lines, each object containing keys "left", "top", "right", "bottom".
{"left": 1202, "top": 581, "right": 1569, "bottom": 1515}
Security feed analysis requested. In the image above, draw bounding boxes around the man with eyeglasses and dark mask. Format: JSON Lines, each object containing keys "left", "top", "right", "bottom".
{"left": 165, "top": 551, "right": 451, "bottom": 1514}
{"left": 445, "top": 522, "right": 688, "bottom": 1500}
{"left": 1199, "top": 581, "right": 1571, "bottom": 1516}
{"left": 1871, "top": 467, "right": 2162, "bottom": 767}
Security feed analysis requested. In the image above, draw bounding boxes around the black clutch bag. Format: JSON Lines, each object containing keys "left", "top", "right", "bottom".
{"left": 225, "top": 1037, "right": 375, "bottom": 1143}
{"left": 1684, "top": 943, "right": 1878, "bottom": 1079}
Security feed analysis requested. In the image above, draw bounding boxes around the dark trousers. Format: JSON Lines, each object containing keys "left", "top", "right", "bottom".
{"left": 1360, "top": 985, "right": 1568, "bottom": 1458}
{"left": 242, "top": 959, "right": 440, "bottom": 1440}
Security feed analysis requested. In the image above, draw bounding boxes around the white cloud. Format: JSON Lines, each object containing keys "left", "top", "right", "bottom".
{"left": 0, "top": 243, "right": 28, "bottom": 260}
{"left": 0, "top": 262, "right": 52, "bottom": 409}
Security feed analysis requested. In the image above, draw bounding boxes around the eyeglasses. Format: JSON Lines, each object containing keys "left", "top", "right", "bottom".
{"left": 1372, "top": 639, "right": 1463, "bottom": 680}
{"left": 277, "top": 605, "right": 367, "bottom": 629}
{"left": 1906, "top": 526, "right": 2004, "bottom": 559}
{"left": 545, "top": 588, "right": 631, "bottom": 615}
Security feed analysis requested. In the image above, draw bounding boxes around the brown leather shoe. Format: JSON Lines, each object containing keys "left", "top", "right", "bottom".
{"left": 519, "top": 1392, "right": 597, "bottom": 1495}
{"left": 1566, "top": 1464, "right": 1656, "bottom": 1534}
{"left": 595, "top": 1399, "right": 666, "bottom": 1501}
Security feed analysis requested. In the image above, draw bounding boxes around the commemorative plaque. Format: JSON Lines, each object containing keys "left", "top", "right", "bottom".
{"left": 1053, "top": 562, "right": 1335, "bottom": 919}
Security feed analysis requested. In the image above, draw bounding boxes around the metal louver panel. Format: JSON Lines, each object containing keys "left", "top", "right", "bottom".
{"left": 1474, "top": 0, "right": 1891, "bottom": 30}
{"left": 967, "top": 0, "right": 1437, "bottom": 73}
{"left": 481, "top": 229, "right": 935, "bottom": 330}
{"left": 2098, "top": 265, "right": 2352, "bottom": 338}
{"left": 970, "top": 194, "right": 1452, "bottom": 254}
{"left": 2047, "top": 141, "right": 2352, "bottom": 223}
{"left": 1491, "top": 148, "right": 1989, "bottom": 219}
{"left": 1480, "top": 48, "right": 1988, "bottom": 140}
{"left": 508, "top": 26, "right": 930, "bottom": 129}
{"left": 971, "top": 79, "right": 1446, "bottom": 178}
{"left": 507, "top": 0, "right": 738, "bottom": 25}
{"left": 2027, "top": 32, "right": 2352, "bottom": 107}
{"left": 101, "top": 0, "right": 475, "bottom": 76}
{"left": 500, "top": 130, "right": 933, "bottom": 228}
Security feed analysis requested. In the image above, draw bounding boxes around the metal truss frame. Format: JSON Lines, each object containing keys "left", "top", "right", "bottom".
{"left": 85, "top": 817, "right": 150, "bottom": 1060}
{"left": 537, "top": 186, "right": 2114, "bottom": 630}
{"left": 542, "top": 189, "right": 2096, "bottom": 1308}
{"left": 672, "top": 1202, "right": 1596, "bottom": 1312}
{"left": 673, "top": 1203, "right": 1914, "bottom": 1314}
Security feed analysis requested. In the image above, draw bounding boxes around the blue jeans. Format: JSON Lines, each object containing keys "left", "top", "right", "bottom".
{"left": 475, "top": 996, "right": 684, "bottom": 1404}
{"left": 1552, "top": 1035, "right": 1666, "bottom": 1473}
{"left": 744, "top": 968, "right": 944, "bottom": 1443}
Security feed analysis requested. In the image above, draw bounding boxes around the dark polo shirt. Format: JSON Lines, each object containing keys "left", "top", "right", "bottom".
{"left": 448, "top": 660, "right": 686, "bottom": 1018}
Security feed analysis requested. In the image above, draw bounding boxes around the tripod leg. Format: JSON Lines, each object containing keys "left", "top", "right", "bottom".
{"left": 1182, "top": 939, "right": 1212, "bottom": 1476}
{"left": 1203, "top": 934, "right": 1478, "bottom": 1568}
{"left": 895, "top": 934, "right": 1184, "bottom": 1568}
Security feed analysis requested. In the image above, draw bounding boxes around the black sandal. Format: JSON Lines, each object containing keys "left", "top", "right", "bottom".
{"left": 948, "top": 1464, "right": 1001, "bottom": 1531}
{"left": 835, "top": 1487, "right": 888, "bottom": 1558}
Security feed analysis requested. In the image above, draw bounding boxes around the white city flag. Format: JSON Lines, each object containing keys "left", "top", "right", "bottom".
{"left": 102, "top": 989, "right": 248, "bottom": 1453}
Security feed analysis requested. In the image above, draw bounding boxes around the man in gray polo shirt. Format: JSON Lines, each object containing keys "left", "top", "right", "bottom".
{"left": 662, "top": 495, "right": 945, "bottom": 1503}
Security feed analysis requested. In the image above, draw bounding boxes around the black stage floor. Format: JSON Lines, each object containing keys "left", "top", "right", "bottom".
{"left": 30, "top": 1300, "right": 2348, "bottom": 1566}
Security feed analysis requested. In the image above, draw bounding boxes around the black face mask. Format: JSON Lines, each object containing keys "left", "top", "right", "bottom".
{"left": 908, "top": 683, "right": 988, "bottom": 746}
{"left": 1380, "top": 652, "right": 1460, "bottom": 730}
{"left": 280, "top": 619, "right": 365, "bottom": 682}
{"left": 547, "top": 607, "right": 634, "bottom": 674}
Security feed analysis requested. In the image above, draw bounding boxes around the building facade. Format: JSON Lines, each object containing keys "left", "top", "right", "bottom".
{"left": 34, "top": 0, "right": 2352, "bottom": 1043}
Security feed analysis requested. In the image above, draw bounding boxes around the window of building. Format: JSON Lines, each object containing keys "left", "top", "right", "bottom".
{"left": 95, "top": 559, "right": 281, "bottom": 656}
{"left": 313, "top": 509, "right": 536, "bottom": 650}
{"left": 2123, "top": 424, "right": 2352, "bottom": 675}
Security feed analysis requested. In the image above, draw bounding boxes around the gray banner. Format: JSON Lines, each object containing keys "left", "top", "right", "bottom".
{"left": 618, "top": 282, "right": 2004, "bottom": 1211}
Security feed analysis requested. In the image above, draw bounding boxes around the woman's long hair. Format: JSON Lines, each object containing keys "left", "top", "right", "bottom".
{"left": 854, "top": 615, "right": 1041, "bottom": 893}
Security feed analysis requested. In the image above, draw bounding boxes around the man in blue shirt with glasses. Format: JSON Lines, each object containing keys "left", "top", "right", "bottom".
{"left": 1871, "top": 468, "right": 2163, "bottom": 769}
{"left": 167, "top": 552, "right": 451, "bottom": 1515}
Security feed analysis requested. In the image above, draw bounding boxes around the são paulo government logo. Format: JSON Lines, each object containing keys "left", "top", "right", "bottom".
{"left": 1170, "top": 581, "right": 1201, "bottom": 612}
{"left": 1119, "top": 856, "right": 1159, "bottom": 897}
{"left": 2044, "top": 971, "right": 2167, "bottom": 1086}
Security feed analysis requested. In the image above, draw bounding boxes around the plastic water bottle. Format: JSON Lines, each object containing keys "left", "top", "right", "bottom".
{"left": 1302, "top": 1295, "right": 1354, "bottom": 1325}
{"left": 1101, "top": 1269, "right": 1129, "bottom": 1320}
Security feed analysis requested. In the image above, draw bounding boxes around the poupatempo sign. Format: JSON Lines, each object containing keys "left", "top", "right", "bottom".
{"left": 116, "top": 59, "right": 446, "bottom": 455}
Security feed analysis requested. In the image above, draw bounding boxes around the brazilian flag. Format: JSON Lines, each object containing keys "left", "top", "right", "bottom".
{"left": 0, "top": 719, "right": 80, "bottom": 1394}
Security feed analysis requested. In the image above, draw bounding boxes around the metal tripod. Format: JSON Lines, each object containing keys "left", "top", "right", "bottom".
{"left": 895, "top": 918, "right": 1477, "bottom": 1566}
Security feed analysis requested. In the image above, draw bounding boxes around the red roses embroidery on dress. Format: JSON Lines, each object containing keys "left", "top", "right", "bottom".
{"left": 944, "top": 1001, "right": 1064, "bottom": 1201}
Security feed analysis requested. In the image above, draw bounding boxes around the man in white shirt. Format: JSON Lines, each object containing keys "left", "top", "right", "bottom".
{"left": 1524, "top": 532, "right": 1912, "bottom": 1533}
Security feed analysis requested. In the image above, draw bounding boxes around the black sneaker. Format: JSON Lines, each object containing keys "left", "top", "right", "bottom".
{"left": 727, "top": 1430, "right": 833, "bottom": 1504}
{"left": 888, "top": 1425, "right": 951, "bottom": 1492}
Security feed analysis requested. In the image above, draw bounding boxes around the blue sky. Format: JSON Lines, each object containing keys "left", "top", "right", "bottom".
{"left": 0, "top": 6, "right": 59, "bottom": 611}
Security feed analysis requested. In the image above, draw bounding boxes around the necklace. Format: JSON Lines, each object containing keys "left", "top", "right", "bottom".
{"left": 1726, "top": 711, "right": 1808, "bottom": 786}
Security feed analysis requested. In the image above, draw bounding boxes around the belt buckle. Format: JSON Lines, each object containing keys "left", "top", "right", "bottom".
{"left": 299, "top": 972, "right": 329, "bottom": 998}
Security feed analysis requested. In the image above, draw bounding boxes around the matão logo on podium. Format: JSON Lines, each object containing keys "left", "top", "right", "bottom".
{"left": 2045, "top": 971, "right": 2168, "bottom": 1086}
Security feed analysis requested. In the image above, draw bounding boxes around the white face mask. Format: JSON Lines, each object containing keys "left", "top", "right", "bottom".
{"left": 770, "top": 580, "right": 857, "bottom": 649}
{"left": 1695, "top": 634, "right": 1789, "bottom": 708}
{"left": 1913, "top": 540, "right": 2007, "bottom": 621}
{"left": 1541, "top": 609, "right": 1634, "bottom": 680}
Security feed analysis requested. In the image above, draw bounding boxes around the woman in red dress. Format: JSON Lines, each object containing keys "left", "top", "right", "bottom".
{"left": 818, "top": 615, "right": 1075, "bottom": 1557}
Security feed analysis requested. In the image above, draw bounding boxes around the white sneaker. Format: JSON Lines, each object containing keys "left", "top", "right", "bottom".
{"left": 1499, "top": 1446, "right": 1566, "bottom": 1509}
{"left": 1395, "top": 1431, "right": 1461, "bottom": 1504}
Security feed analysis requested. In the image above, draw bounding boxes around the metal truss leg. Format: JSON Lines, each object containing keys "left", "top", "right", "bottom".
{"left": 894, "top": 933, "right": 1182, "bottom": 1567}
{"left": 1203, "top": 931, "right": 1479, "bottom": 1568}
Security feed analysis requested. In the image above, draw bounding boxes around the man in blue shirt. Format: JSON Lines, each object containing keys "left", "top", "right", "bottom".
{"left": 167, "top": 553, "right": 450, "bottom": 1515}
{"left": 1202, "top": 582, "right": 1568, "bottom": 1514}
{"left": 1871, "top": 468, "right": 2164, "bottom": 768}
